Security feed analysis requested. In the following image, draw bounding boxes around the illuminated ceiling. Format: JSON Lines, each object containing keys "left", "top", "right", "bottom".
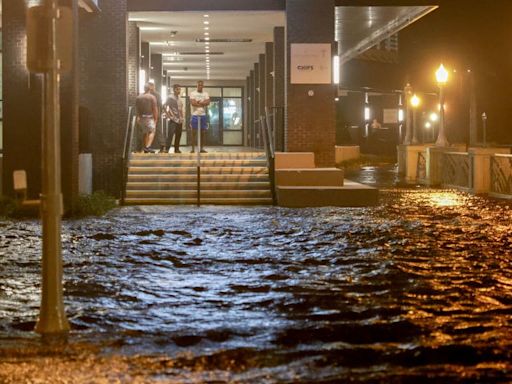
{"left": 130, "top": 5, "right": 437, "bottom": 81}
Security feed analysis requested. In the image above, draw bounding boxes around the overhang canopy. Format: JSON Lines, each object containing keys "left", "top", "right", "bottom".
{"left": 130, "top": 4, "right": 437, "bottom": 81}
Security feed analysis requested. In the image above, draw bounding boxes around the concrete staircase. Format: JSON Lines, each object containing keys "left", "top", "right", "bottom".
{"left": 124, "top": 152, "right": 273, "bottom": 205}
{"left": 275, "top": 152, "right": 378, "bottom": 207}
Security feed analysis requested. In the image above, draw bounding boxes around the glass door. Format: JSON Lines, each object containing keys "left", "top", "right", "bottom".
{"left": 206, "top": 97, "right": 222, "bottom": 146}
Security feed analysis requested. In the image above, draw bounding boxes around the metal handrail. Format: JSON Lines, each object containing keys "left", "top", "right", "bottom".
{"left": 122, "top": 106, "right": 134, "bottom": 161}
{"left": 121, "top": 107, "right": 136, "bottom": 204}
{"left": 270, "top": 106, "right": 284, "bottom": 152}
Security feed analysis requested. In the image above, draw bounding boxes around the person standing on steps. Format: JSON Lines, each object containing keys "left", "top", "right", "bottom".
{"left": 189, "top": 80, "right": 210, "bottom": 153}
{"left": 148, "top": 81, "right": 166, "bottom": 153}
{"left": 135, "top": 83, "right": 158, "bottom": 153}
{"left": 164, "top": 84, "right": 184, "bottom": 154}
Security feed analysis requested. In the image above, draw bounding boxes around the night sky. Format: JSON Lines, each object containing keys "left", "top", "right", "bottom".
{"left": 399, "top": 0, "right": 512, "bottom": 142}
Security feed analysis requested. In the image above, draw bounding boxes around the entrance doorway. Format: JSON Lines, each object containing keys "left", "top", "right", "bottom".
{"left": 183, "top": 86, "right": 244, "bottom": 147}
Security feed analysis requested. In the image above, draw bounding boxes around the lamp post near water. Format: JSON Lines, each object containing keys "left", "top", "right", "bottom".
{"left": 410, "top": 94, "right": 421, "bottom": 144}
{"left": 403, "top": 83, "right": 413, "bottom": 144}
{"left": 435, "top": 64, "right": 449, "bottom": 147}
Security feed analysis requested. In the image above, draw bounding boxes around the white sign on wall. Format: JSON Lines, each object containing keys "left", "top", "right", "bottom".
{"left": 383, "top": 108, "right": 399, "bottom": 124}
{"left": 290, "top": 43, "right": 332, "bottom": 84}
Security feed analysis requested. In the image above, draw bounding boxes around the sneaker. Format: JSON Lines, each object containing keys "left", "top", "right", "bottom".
{"left": 174, "top": 149, "right": 182, "bottom": 154}
{"left": 190, "top": 150, "right": 195, "bottom": 154}
{"left": 159, "top": 147, "right": 167, "bottom": 154}
{"left": 143, "top": 147, "right": 152, "bottom": 153}
{"left": 200, "top": 149, "right": 208, "bottom": 154}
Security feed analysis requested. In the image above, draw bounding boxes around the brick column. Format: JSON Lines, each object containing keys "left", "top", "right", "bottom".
{"left": 141, "top": 42, "right": 150, "bottom": 86}
{"left": 265, "top": 42, "right": 274, "bottom": 112}
{"left": 60, "top": 0, "right": 80, "bottom": 210}
{"left": 150, "top": 53, "right": 163, "bottom": 95}
{"left": 258, "top": 53, "right": 266, "bottom": 120}
{"left": 128, "top": 21, "right": 140, "bottom": 106}
{"left": 79, "top": 0, "right": 128, "bottom": 197}
{"left": 249, "top": 70, "right": 255, "bottom": 147}
{"left": 2, "top": 1, "right": 43, "bottom": 198}
{"left": 246, "top": 75, "right": 252, "bottom": 146}
{"left": 253, "top": 63, "right": 260, "bottom": 146}
{"left": 286, "top": 0, "right": 336, "bottom": 166}
{"left": 273, "top": 26, "right": 285, "bottom": 151}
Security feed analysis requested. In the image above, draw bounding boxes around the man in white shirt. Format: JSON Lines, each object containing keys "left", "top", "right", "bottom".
{"left": 164, "top": 84, "right": 184, "bottom": 153}
{"left": 189, "top": 80, "right": 210, "bottom": 153}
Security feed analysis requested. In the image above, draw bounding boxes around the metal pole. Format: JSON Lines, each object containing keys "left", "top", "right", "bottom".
{"left": 403, "top": 83, "right": 412, "bottom": 145}
{"left": 196, "top": 116, "right": 201, "bottom": 207}
{"left": 435, "top": 85, "right": 448, "bottom": 147}
{"left": 412, "top": 108, "right": 418, "bottom": 144}
{"left": 35, "top": 0, "right": 70, "bottom": 335}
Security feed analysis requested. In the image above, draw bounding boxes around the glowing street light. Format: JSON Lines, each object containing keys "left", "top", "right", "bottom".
{"left": 410, "top": 94, "right": 421, "bottom": 144}
{"left": 435, "top": 64, "right": 449, "bottom": 146}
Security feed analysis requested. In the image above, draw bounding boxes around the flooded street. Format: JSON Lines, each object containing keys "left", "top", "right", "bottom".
{"left": 1, "top": 166, "right": 512, "bottom": 383}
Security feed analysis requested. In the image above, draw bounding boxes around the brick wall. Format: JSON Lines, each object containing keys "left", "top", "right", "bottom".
{"left": 79, "top": 0, "right": 128, "bottom": 197}
{"left": 286, "top": 0, "right": 336, "bottom": 166}
{"left": 127, "top": 21, "right": 140, "bottom": 106}
{"left": 60, "top": 0, "right": 80, "bottom": 210}
{"left": 2, "top": 1, "right": 43, "bottom": 198}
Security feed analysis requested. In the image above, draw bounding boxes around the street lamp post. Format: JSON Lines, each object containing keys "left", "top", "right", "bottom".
{"left": 435, "top": 64, "right": 449, "bottom": 146}
{"left": 482, "top": 112, "right": 487, "bottom": 147}
{"left": 27, "top": 0, "right": 71, "bottom": 337}
{"left": 410, "top": 94, "right": 420, "bottom": 144}
{"left": 403, "top": 83, "right": 413, "bottom": 144}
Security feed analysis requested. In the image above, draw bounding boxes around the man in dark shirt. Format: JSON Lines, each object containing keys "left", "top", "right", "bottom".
{"left": 135, "top": 83, "right": 158, "bottom": 153}
{"left": 164, "top": 84, "right": 184, "bottom": 153}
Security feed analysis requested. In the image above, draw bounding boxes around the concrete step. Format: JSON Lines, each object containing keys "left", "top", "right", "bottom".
{"left": 276, "top": 168, "right": 344, "bottom": 187}
{"left": 277, "top": 181, "right": 378, "bottom": 207}
{"left": 128, "top": 158, "right": 268, "bottom": 168}
{"left": 126, "top": 189, "right": 272, "bottom": 199}
{"left": 131, "top": 152, "right": 266, "bottom": 160}
{"left": 126, "top": 181, "right": 271, "bottom": 191}
{"left": 124, "top": 197, "right": 274, "bottom": 205}
{"left": 127, "top": 173, "right": 270, "bottom": 183}
{"left": 128, "top": 166, "right": 269, "bottom": 175}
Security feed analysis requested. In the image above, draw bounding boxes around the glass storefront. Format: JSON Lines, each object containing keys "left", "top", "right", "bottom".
{"left": 184, "top": 86, "right": 243, "bottom": 146}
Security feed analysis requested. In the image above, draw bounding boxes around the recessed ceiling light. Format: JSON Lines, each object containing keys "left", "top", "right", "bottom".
{"left": 203, "top": 21, "right": 209, "bottom": 25}
{"left": 203, "top": 14, "right": 209, "bottom": 18}
{"left": 204, "top": 37, "right": 210, "bottom": 41}
{"left": 204, "top": 27, "right": 209, "bottom": 31}
{"left": 204, "top": 32, "right": 209, "bottom": 36}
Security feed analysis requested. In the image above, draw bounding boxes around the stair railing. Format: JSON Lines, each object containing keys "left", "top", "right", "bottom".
{"left": 196, "top": 115, "right": 202, "bottom": 207}
{"left": 269, "top": 106, "right": 285, "bottom": 152}
{"left": 259, "top": 114, "right": 277, "bottom": 205}
{"left": 121, "top": 106, "right": 136, "bottom": 204}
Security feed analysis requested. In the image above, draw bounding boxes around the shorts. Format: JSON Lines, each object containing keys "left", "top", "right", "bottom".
{"left": 139, "top": 116, "right": 156, "bottom": 134}
{"left": 190, "top": 115, "right": 208, "bottom": 130}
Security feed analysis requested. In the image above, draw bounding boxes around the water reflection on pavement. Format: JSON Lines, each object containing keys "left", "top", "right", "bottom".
{"left": 0, "top": 165, "right": 511, "bottom": 383}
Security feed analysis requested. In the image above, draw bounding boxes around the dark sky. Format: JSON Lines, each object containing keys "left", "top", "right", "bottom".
{"left": 398, "top": 0, "right": 512, "bottom": 141}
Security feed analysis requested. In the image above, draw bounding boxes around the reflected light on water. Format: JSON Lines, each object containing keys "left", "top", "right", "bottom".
{"left": 428, "top": 192, "right": 465, "bottom": 207}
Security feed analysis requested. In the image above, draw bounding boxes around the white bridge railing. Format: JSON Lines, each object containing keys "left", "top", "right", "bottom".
{"left": 490, "top": 154, "right": 512, "bottom": 199}
{"left": 442, "top": 152, "right": 472, "bottom": 191}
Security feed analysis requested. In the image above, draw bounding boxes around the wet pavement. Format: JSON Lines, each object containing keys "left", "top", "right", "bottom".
{"left": 1, "top": 165, "right": 512, "bottom": 383}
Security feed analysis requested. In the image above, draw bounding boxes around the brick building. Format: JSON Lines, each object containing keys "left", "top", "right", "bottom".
{"left": 0, "top": 0, "right": 436, "bottom": 206}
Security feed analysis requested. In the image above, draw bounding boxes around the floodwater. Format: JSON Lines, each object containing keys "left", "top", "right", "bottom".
{"left": 1, "top": 165, "right": 512, "bottom": 383}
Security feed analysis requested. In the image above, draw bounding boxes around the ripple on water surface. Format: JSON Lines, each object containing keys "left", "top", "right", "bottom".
{"left": 0, "top": 188, "right": 511, "bottom": 382}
